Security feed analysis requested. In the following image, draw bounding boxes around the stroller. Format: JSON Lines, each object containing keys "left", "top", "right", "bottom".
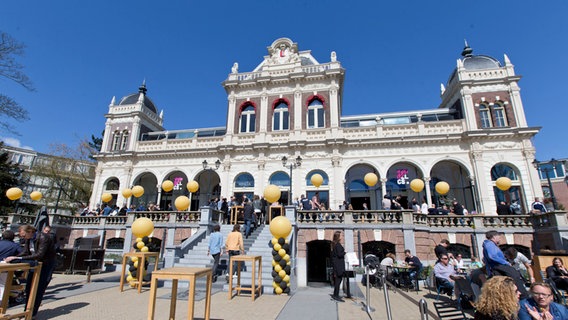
{"left": 361, "top": 254, "right": 382, "bottom": 288}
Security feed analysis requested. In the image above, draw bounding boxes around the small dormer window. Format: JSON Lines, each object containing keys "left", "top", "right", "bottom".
{"left": 239, "top": 104, "right": 256, "bottom": 133}
{"left": 479, "top": 104, "right": 492, "bottom": 128}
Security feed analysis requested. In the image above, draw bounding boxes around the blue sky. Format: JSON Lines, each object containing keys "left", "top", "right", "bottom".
{"left": 2, "top": 1, "right": 567, "bottom": 161}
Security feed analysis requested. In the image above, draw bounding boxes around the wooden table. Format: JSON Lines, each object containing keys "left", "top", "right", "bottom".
{"left": 120, "top": 251, "right": 160, "bottom": 293}
{"left": 0, "top": 262, "right": 42, "bottom": 320}
{"left": 230, "top": 206, "right": 243, "bottom": 225}
{"left": 228, "top": 255, "right": 262, "bottom": 301}
{"left": 147, "top": 267, "right": 212, "bottom": 320}
{"left": 268, "top": 206, "right": 283, "bottom": 223}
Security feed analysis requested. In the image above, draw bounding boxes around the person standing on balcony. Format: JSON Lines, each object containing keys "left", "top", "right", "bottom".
{"left": 497, "top": 201, "right": 512, "bottom": 215}
{"left": 531, "top": 197, "right": 547, "bottom": 213}
{"left": 381, "top": 195, "right": 391, "bottom": 210}
{"left": 207, "top": 224, "right": 223, "bottom": 282}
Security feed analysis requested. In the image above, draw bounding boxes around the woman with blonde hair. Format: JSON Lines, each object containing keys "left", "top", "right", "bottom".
{"left": 474, "top": 276, "right": 520, "bottom": 320}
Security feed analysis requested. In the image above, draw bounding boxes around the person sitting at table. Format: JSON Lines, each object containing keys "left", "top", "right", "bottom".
{"left": 454, "top": 254, "right": 464, "bottom": 270}
{"left": 434, "top": 253, "right": 461, "bottom": 296}
{"left": 404, "top": 249, "right": 423, "bottom": 288}
{"left": 380, "top": 253, "right": 396, "bottom": 281}
{"left": 546, "top": 257, "right": 568, "bottom": 291}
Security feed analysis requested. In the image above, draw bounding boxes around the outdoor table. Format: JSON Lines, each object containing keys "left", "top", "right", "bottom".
{"left": 0, "top": 262, "right": 42, "bottom": 320}
{"left": 228, "top": 255, "right": 262, "bottom": 301}
{"left": 387, "top": 265, "right": 414, "bottom": 290}
{"left": 147, "top": 267, "right": 212, "bottom": 320}
{"left": 230, "top": 206, "right": 243, "bottom": 225}
{"left": 120, "top": 251, "right": 160, "bottom": 293}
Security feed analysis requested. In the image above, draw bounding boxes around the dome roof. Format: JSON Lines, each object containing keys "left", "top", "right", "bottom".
{"left": 462, "top": 55, "right": 501, "bottom": 70}
{"left": 118, "top": 83, "right": 157, "bottom": 113}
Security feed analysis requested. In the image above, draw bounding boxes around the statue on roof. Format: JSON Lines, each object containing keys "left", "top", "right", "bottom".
{"left": 268, "top": 40, "right": 299, "bottom": 65}
{"left": 231, "top": 62, "right": 239, "bottom": 74}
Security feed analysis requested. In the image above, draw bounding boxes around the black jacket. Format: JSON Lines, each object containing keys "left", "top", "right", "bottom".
{"left": 546, "top": 265, "right": 568, "bottom": 282}
{"left": 332, "top": 242, "right": 345, "bottom": 277}
{"left": 18, "top": 232, "right": 56, "bottom": 263}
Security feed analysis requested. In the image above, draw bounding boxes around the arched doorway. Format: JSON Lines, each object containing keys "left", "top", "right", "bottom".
{"left": 161, "top": 171, "right": 189, "bottom": 211}
{"left": 103, "top": 177, "right": 120, "bottom": 207}
{"left": 430, "top": 161, "right": 475, "bottom": 212}
{"left": 386, "top": 162, "right": 424, "bottom": 210}
{"left": 132, "top": 172, "right": 158, "bottom": 210}
{"left": 307, "top": 240, "right": 331, "bottom": 283}
{"left": 362, "top": 240, "right": 396, "bottom": 261}
{"left": 345, "top": 164, "right": 381, "bottom": 210}
{"left": 196, "top": 170, "right": 220, "bottom": 208}
{"left": 269, "top": 171, "right": 289, "bottom": 205}
{"left": 491, "top": 163, "right": 526, "bottom": 214}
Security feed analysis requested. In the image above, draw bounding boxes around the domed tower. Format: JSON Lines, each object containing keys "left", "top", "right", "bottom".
{"left": 100, "top": 81, "right": 164, "bottom": 153}
{"left": 439, "top": 42, "right": 529, "bottom": 131}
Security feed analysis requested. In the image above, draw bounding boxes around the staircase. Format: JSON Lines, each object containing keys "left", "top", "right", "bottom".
{"left": 172, "top": 224, "right": 277, "bottom": 293}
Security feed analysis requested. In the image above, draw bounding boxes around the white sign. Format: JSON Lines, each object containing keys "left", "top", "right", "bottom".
{"left": 346, "top": 252, "right": 359, "bottom": 267}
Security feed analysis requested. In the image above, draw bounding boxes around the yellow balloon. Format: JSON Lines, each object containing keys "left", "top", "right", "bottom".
{"left": 136, "top": 241, "right": 145, "bottom": 249}
{"left": 274, "top": 264, "right": 282, "bottom": 273}
{"left": 279, "top": 269, "right": 287, "bottom": 278}
{"left": 131, "top": 256, "right": 138, "bottom": 263}
{"left": 126, "top": 275, "right": 133, "bottom": 282}
{"left": 270, "top": 216, "right": 292, "bottom": 239}
{"left": 132, "top": 185, "right": 144, "bottom": 198}
{"left": 279, "top": 249, "right": 286, "bottom": 257}
{"left": 122, "top": 188, "right": 133, "bottom": 198}
{"left": 435, "top": 181, "right": 450, "bottom": 195}
{"left": 272, "top": 260, "right": 277, "bottom": 267}
{"left": 30, "top": 191, "right": 42, "bottom": 201}
{"left": 187, "top": 180, "right": 199, "bottom": 193}
{"left": 5, "top": 187, "right": 23, "bottom": 201}
{"left": 271, "top": 238, "right": 278, "bottom": 245}
{"left": 496, "top": 177, "right": 512, "bottom": 191}
{"left": 275, "top": 287, "right": 283, "bottom": 294}
{"left": 364, "top": 173, "right": 378, "bottom": 187}
{"left": 134, "top": 260, "right": 139, "bottom": 268}
{"left": 273, "top": 281, "right": 279, "bottom": 289}
{"left": 174, "top": 196, "right": 190, "bottom": 211}
{"left": 283, "top": 275, "right": 290, "bottom": 283}
{"left": 162, "top": 180, "right": 174, "bottom": 192}
{"left": 283, "top": 254, "right": 290, "bottom": 262}
{"left": 131, "top": 217, "right": 154, "bottom": 238}
{"left": 273, "top": 243, "right": 282, "bottom": 251}
{"left": 135, "top": 238, "right": 142, "bottom": 243}
{"left": 141, "top": 246, "right": 149, "bottom": 252}
{"left": 311, "top": 174, "right": 324, "bottom": 188}
{"left": 101, "top": 193, "right": 113, "bottom": 203}
{"left": 410, "top": 179, "right": 424, "bottom": 192}
{"left": 264, "top": 185, "right": 281, "bottom": 203}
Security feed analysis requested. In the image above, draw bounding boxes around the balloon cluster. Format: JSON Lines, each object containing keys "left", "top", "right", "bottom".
{"left": 269, "top": 236, "right": 291, "bottom": 294}
{"left": 126, "top": 217, "right": 156, "bottom": 287}
{"left": 268, "top": 216, "right": 293, "bottom": 295}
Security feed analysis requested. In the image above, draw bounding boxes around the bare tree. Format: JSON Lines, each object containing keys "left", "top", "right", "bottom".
{"left": 0, "top": 31, "right": 34, "bottom": 134}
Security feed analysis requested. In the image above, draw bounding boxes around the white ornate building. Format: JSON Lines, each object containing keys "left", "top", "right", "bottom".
{"left": 90, "top": 37, "right": 543, "bottom": 217}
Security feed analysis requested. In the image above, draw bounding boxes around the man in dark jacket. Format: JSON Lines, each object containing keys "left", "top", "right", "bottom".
{"left": 6, "top": 224, "right": 56, "bottom": 318}
{"left": 242, "top": 198, "right": 254, "bottom": 238}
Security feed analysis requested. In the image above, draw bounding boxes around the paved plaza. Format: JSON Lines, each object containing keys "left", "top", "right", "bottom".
{"left": 3, "top": 269, "right": 460, "bottom": 319}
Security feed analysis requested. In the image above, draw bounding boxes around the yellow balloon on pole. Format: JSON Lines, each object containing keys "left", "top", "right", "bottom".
{"left": 30, "top": 191, "right": 43, "bottom": 201}
{"left": 364, "top": 173, "right": 378, "bottom": 187}
{"left": 187, "top": 180, "right": 199, "bottom": 193}
{"left": 122, "top": 188, "right": 133, "bottom": 198}
{"left": 264, "top": 185, "right": 281, "bottom": 203}
{"left": 131, "top": 217, "right": 154, "bottom": 238}
{"left": 435, "top": 181, "right": 450, "bottom": 195}
{"left": 132, "top": 185, "right": 144, "bottom": 198}
{"left": 495, "top": 177, "right": 512, "bottom": 191}
{"left": 101, "top": 193, "right": 113, "bottom": 203}
{"left": 410, "top": 179, "right": 425, "bottom": 192}
{"left": 174, "top": 196, "right": 190, "bottom": 211}
{"left": 270, "top": 216, "right": 292, "bottom": 239}
{"left": 5, "top": 187, "right": 23, "bottom": 201}
{"left": 162, "top": 180, "right": 174, "bottom": 192}
{"left": 311, "top": 174, "right": 324, "bottom": 188}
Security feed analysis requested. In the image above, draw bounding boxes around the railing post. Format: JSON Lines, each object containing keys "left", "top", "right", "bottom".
{"left": 200, "top": 206, "right": 212, "bottom": 236}
{"left": 419, "top": 299, "right": 429, "bottom": 320}
{"left": 382, "top": 272, "right": 393, "bottom": 320}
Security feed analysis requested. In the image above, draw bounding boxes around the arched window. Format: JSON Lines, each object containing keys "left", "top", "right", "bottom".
{"left": 273, "top": 101, "right": 290, "bottom": 131}
{"left": 105, "top": 178, "right": 120, "bottom": 190}
{"left": 493, "top": 103, "right": 508, "bottom": 127}
{"left": 306, "top": 170, "right": 329, "bottom": 186}
{"left": 269, "top": 171, "right": 290, "bottom": 187}
{"left": 234, "top": 173, "right": 255, "bottom": 188}
{"left": 479, "top": 104, "right": 492, "bottom": 128}
{"left": 111, "top": 130, "right": 121, "bottom": 150}
{"left": 239, "top": 104, "right": 256, "bottom": 133}
{"left": 120, "top": 130, "right": 129, "bottom": 150}
{"left": 307, "top": 99, "right": 324, "bottom": 128}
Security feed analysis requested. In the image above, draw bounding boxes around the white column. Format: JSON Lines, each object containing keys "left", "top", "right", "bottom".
{"left": 259, "top": 94, "right": 268, "bottom": 133}
{"left": 226, "top": 93, "right": 237, "bottom": 134}
{"left": 294, "top": 89, "right": 302, "bottom": 130}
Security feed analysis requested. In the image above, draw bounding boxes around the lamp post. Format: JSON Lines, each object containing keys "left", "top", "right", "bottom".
{"left": 54, "top": 177, "right": 70, "bottom": 214}
{"left": 282, "top": 156, "right": 302, "bottom": 205}
{"left": 202, "top": 159, "right": 221, "bottom": 205}
{"left": 533, "top": 159, "right": 558, "bottom": 211}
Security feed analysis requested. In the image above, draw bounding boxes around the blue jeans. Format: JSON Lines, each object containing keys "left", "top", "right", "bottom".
{"left": 244, "top": 219, "right": 252, "bottom": 237}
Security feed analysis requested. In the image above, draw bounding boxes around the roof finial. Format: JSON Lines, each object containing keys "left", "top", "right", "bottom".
{"left": 461, "top": 39, "right": 473, "bottom": 57}
{"left": 138, "top": 79, "right": 147, "bottom": 94}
